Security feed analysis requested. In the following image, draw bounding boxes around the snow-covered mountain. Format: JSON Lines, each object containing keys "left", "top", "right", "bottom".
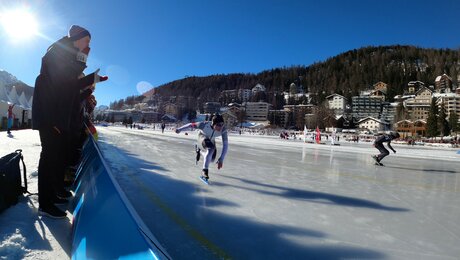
{"left": 97, "top": 105, "right": 109, "bottom": 111}
{"left": 0, "top": 69, "right": 19, "bottom": 85}
{"left": 0, "top": 69, "right": 34, "bottom": 99}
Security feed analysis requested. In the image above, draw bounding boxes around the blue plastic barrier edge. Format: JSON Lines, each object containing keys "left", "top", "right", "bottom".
{"left": 72, "top": 135, "right": 171, "bottom": 259}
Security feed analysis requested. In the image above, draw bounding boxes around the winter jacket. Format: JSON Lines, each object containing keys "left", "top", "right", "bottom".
{"left": 32, "top": 37, "right": 97, "bottom": 132}
{"left": 374, "top": 134, "right": 393, "bottom": 144}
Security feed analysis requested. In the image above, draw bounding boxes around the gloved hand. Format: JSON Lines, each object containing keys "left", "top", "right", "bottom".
{"left": 175, "top": 129, "right": 180, "bottom": 134}
{"left": 392, "top": 150, "right": 396, "bottom": 154}
{"left": 93, "top": 68, "right": 109, "bottom": 83}
{"left": 216, "top": 158, "right": 223, "bottom": 169}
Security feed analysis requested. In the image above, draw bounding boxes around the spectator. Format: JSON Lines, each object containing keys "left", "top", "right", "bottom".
{"left": 32, "top": 25, "right": 108, "bottom": 218}
{"left": 7, "top": 104, "right": 15, "bottom": 134}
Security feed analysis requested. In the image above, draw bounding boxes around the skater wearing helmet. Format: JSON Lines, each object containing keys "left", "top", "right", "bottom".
{"left": 372, "top": 131, "right": 400, "bottom": 166}
{"left": 175, "top": 114, "right": 229, "bottom": 183}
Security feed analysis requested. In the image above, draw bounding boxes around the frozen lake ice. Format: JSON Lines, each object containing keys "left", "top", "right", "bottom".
{"left": 98, "top": 126, "right": 460, "bottom": 259}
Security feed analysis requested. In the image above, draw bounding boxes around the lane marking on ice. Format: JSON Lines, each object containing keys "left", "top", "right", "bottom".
{"left": 129, "top": 171, "right": 232, "bottom": 260}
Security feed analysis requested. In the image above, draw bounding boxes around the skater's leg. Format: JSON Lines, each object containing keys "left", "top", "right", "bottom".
{"left": 201, "top": 147, "right": 216, "bottom": 179}
{"left": 376, "top": 144, "right": 389, "bottom": 162}
{"left": 7, "top": 118, "right": 12, "bottom": 134}
{"left": 195, "top": 144, "right": 201, "bottom": 163}
{"left": 196, "top": 135, "right": 206, "bottom": 164}
{"left": 211, "top": 148, "right": 217, "bottom": 162}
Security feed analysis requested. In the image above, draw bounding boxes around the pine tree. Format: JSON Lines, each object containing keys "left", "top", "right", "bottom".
{"left": 426, "top": 97, "right": 438, "bottom": 138}
{"left": 437, "top": 101, "right": 450, "bottom": 136}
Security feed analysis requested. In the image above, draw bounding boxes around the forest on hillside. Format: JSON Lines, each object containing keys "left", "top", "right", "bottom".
{"left": 112, "top": 45, "right": 460, "bottom": 109}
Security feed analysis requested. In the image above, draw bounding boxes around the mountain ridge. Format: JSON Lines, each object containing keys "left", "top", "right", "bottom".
{"left": 0, "top": 70, "right": 34, "bottom": 98}
{"left": 141, "top": 45, "right": 459, "bottom": 106}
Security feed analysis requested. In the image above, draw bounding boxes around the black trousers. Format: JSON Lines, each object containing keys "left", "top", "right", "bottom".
{"left": 38, "top": 128, "right": 65, "bottom": 208}
{"left": 375, "top": 143, "right": 389, "bottom": 161}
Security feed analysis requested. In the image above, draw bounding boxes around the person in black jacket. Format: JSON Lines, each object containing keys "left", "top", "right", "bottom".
{"left": 32, "top": 25, "right": 108, "bottom": 218}
{"left": 372, "top": 131, "right": 400, "bottom": 165}
{"left": 65, "top": 73, "right": 96, "bottom": 181}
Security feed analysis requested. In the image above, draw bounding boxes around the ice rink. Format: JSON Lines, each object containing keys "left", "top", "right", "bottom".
{"left": 97, "top": 126, "right": 460, "bottom": 260}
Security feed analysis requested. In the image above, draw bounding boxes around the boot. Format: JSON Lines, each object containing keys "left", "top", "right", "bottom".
{"left": 201, "top": 169, "right": 209, "bottom": 180}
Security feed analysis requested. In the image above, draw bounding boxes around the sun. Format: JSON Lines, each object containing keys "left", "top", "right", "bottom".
{"left": 0, "top": 8, "right": 38, "bottom": 40}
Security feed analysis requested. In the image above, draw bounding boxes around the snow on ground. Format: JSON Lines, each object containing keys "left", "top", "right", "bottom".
{"left": 1, "top": 127, "right": 459, "bottom": 259}
{"left": 0, "top": 130, "right": 70, "bottom": 260}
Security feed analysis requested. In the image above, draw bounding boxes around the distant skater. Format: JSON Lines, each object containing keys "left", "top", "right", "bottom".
{"left": 175, "top": 115, "right": 228, "bottom": 183}
{"left": 372, "top": 131, "right": 400, "bottom": 165}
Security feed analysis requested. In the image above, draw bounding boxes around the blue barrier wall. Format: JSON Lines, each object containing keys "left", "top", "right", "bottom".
{"left": 70, "top": 137, "right": 170, "bottom": 260}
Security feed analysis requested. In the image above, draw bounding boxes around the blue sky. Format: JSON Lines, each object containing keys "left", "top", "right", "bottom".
{"left": 0, "top": 0, "right": 459, "bottom": 106}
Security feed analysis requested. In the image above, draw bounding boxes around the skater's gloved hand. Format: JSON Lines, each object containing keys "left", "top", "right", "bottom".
{"left": 392, "top": 149, "right": 396, "bottom": 154}
{"left": 216, "top": 159, "right": 223, "bottom": 169}
{"left": 175, "top": 129, "right": 180, "bottom": 134}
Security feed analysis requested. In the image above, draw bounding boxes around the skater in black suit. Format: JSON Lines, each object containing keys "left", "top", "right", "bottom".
{"left": 372, "top": 131, "right": 400, "bottom": 165}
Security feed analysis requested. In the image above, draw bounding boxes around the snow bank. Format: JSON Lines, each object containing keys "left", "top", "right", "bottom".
{"left": 0, "top": 130, "right": 70, "bottom": 260}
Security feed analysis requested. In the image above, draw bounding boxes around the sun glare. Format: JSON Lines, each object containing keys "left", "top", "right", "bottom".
{"left": 1, "top": 8, "right": 38, "bottom": 40}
